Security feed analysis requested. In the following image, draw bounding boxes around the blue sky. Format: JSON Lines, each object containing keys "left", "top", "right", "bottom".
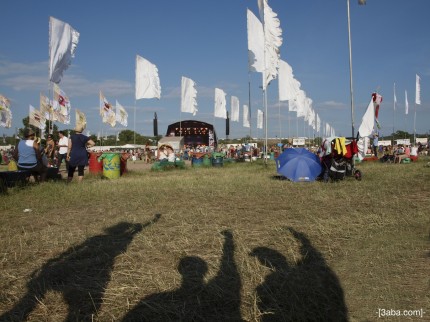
{"left": 1, "top": 0, "right": 429, "bottom": 139}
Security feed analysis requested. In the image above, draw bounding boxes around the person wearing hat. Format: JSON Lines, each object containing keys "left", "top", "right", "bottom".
{"left": 12, "top": 128, "right": 47, "bottom": 182}
{"left": 67, "top": 124, "right": 95, "bottom": 183}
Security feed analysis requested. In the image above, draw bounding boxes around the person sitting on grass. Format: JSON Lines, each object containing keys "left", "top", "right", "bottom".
{"left": 396, "top": 145, "right": 410, "bottom": 164}
{"left": 167, "top": 146, "right": 176, "bottom": 162}
{"left": 157, "top": 146, "right": 168, "bottom": 161}
{"left": 13, "top": 128, "right": 47, "bottom": 182}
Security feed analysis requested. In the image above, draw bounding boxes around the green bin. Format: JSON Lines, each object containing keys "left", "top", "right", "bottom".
{"left": 99, "top": 152, "right": 121, "bottom": 179}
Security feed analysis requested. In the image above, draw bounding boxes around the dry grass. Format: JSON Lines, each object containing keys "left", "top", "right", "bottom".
{"left": 0, "top": 158, "right": 429, "bottom": 321}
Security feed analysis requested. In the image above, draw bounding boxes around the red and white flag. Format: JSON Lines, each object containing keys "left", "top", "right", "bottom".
{"left": 372, "top": 92, "right": 383, "bottom": 129}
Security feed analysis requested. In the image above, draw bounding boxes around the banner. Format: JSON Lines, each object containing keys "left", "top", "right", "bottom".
{"left": 243, "top": 104, "right": 250, "bottom": 128}
{"left": 258, "top": 0, "right": 283, "bottom": 90}
{"left": 257, "top": 109, "right": 263, "bottom": 129}
{"left": 358, "top": 98, "right": 375, "bottom": 137}
{"left": 135, "top": 55, "right": 161, "bottom": 100}
{"left": 40, "top": 93, "right": 53, "bottom": 121}
{"left": 214, "top": 88, "right": 227, "bottom": 119}
{"left": 181, "top": 76, "right": 198, "bottom": 116}
{"left": 415, "top": 74, "right": 421, "bottom": 105}
{"left": 49, "top": 17, "right": 80, "bottom": 84}
{"left": 0, "top": 95, "right": 12, "bottom": 128}
{"left": 99, "top": 91, "right": 116, "bottom": 127}
{"left": 247, "top": 9, "right": 264, "bottom": 73}
{"left": 231, "top": 96, "right": 239, "bottom": 122}
{"left": 372, "top": 92, "right": 383, "bottom": 129}
{"left": 53, "top": 83, "right": 71, "bottom": 124}
{"left": 29, "top": 105, "right": 46, "bottom": 130}
{"left": 116, "top": 100, "right": 128, "bottom": 127}
{"left": 405, "top": 90, "right": 409, "bottom": 115}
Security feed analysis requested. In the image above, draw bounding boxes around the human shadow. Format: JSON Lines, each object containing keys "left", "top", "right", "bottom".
{"left": 122, "top": 229, "right": 243, "bottom": 322}
{"left": 0, "top": 214, "right": 160, "bottom": 322}
{"left": 250, "top": 227, "right": 348, "bottom": 321}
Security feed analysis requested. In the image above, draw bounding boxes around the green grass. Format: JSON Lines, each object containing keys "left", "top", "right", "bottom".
{"left": 0, "top": 159, "right": 429, "bottom": 321}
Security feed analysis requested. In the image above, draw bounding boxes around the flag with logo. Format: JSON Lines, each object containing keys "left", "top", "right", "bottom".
{"left": 29, "top": 105, "right": 46, "bottom": 130}
{"left": 99, "top": 91, "right": 116, "bottom": 127}
{"left": 372, "top": 92, "right": 383, "bottom": 129}
{"left": 53, "top": 83, "right": 71, "bottom": 124}
{"left": 0, "top": 95, "right": 12, "bottom": 128}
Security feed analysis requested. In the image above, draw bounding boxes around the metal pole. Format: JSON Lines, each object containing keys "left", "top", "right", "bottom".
{"left": 264, "top": 88, "right": 268, "bottom": 165}
{"left": 347, "top": 0, "right": 355, "bottom": 138}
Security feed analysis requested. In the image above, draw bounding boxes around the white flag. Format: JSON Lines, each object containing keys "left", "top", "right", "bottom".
{"left": 247, "top": 9, "right": 264, "bottom": 73}
{"left": 394, "top": 83, "right": 397, "bottom": 110}
{"left": 415, "top": 74, "right": 421, "bottom": 105}
{"left": 49, "top": 17, "right": 80, "bottom": 84}
{"left": 116, "top": 100, "right": 128, "bottom": 127}
{"left": 181, "top": 76, "right": 198, "bottom": 116}
{"left": 316, "top": 114, "right": 321, "bottom": 132}
{"left": 75, "top": 109, "right": 87, "bottom": 130}
{"left": 405, "top": 90, "right": 409, "bottom": 115}
{"left": 258, "top": 0, "right": 283, "bottom": 90}
{"left": 278, "top": 60, "right": 301, "bottom": 101}
{"left": 29, "top": 105, "right": 46, "bottom": 130}
{"left": 358, "top": 98, "right": 375, "bottom": 138}
{"left": 231, "top": 96, "right": 240, "bottom": 122}
{"left": 257, "top": 109, "right": 264, "bottom": 129}
{"left": 243, "top": 104, "right": 250, "bottom": 128}
{"left": 135, "top": 55, "right": 161, "bottom": 100}
{"left": 214, "top": 88, "right": 227, "bottom": 119}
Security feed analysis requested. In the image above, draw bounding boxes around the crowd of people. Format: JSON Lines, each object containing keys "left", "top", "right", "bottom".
{"left": 2, "top": 126, "right": 95, "bottom": 183}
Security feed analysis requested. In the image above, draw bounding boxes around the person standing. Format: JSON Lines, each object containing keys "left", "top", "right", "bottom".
{"left": 12, "top": 128, "right": 47, "bottom": 182}
{"left": 45, "top": 134, "right": 56, "bottom": 166}
{"left": 57, "top": 131, "right": 69, "bottom": 171}
{"left": 67, "top": 125, "right": 95, "bottom": 183}
{"left": 372, "top": 132, "right": 379, "bottom": 157}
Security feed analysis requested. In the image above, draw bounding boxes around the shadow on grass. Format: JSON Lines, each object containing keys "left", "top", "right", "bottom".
{"left": 250, "top": 227, "right": 348, "bottom": 321}
{"left": 0, "top": 214, "right": 161, "bottom": 322}
{"left": 122, "top": 230, "right": 243, "bottom": 322}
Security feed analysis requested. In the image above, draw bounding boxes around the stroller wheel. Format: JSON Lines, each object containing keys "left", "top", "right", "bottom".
{"left": 354, "top": 169, "right": 362, "bottom": 181}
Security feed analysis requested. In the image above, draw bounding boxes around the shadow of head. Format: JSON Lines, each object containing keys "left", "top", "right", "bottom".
{"left": 104, "top": 222, "right": 143, "bottom": 235}
{"left": 178, "top": 256, "right": 208, "bottom": 281}
{"left": 250, "top": 247, "right": 289, "bottom": 271}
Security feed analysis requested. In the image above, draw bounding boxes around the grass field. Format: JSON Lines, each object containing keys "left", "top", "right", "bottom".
{"left": 0, "top": 158, "right": 429, "bottom": 321}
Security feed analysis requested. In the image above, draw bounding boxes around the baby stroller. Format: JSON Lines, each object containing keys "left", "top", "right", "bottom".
{"left": 321, "top": 137, "right": 362, "bottom": 182}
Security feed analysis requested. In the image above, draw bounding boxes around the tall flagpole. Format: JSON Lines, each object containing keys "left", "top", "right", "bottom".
{"left": 393, "top": 82, "right": 396, "bottom": 145}
{"left": 413, "top": 102, "right": 417, "bottom": 144}
{"left": 347, "top": 0, "right": 355, "bottom": 138}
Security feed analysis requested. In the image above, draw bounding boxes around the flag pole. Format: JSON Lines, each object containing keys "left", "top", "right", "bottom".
{"left": 263, "top": 88, "right": 268, "bottom": 165}
{"left": 347, "top": 0, "right": 356, "bottom": 138}
{"left": 413, "top": 102, "right": 417, "bottom": 144}
{"left": 393, "top": 82, "right": 396, "bottom": 145}
{"left": 133, "top": 100, "right": 136, "bottom": 145}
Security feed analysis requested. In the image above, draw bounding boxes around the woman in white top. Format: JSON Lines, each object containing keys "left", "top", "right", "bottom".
{"left": 157, "top": 147, "right": 168, "bottom": 161}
